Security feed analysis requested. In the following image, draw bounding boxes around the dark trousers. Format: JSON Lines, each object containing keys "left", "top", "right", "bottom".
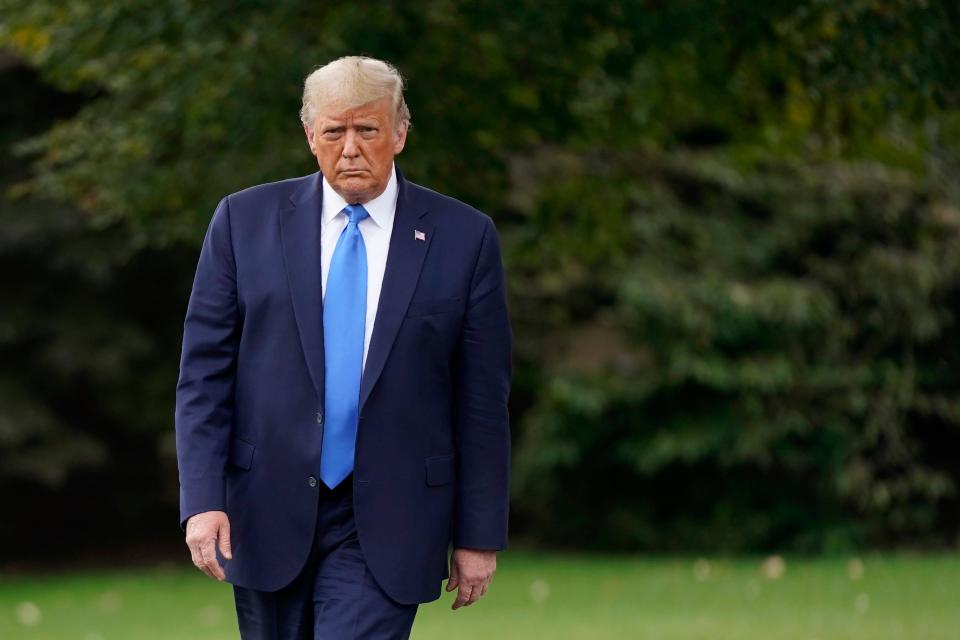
{"left": 232, "top": 473, "right": 419, "bottom": 639}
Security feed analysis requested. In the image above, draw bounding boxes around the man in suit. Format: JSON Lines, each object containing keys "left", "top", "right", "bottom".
{"left": 175, "top": 55, "right": 512, "bottom": 638}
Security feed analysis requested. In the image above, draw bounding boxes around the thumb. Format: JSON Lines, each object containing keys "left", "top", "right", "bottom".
{"left": 446, "top": 560, "right": 459, "bottom": 591}
{"left": 218, "top": 517, "right": 233, "bottom": 560}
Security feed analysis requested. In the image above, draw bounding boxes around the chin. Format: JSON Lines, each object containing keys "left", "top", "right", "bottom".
{"left": 336, "top": 179, "right": 379, "bottom": 202}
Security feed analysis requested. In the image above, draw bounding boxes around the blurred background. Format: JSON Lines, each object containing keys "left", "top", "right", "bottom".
{"left": 1, "top": 1, "right": 959, "bottom": 638}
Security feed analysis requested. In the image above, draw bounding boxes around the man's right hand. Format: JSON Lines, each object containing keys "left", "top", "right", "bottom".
{"left": 185, "top": 510, "right": 232, "bottom": 581}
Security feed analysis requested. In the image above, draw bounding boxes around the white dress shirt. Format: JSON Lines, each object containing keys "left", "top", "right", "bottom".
{"left": 320, "top": 163, "right": 398, "bottom": 373}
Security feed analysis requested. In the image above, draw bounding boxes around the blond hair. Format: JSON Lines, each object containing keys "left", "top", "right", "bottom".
{"left": 299, "top": 56, "right": 411, "bottom": 130}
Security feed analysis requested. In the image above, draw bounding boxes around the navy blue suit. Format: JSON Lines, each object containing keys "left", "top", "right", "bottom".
{"left": 175, "top": 166, "right": 512, "bottom": 609}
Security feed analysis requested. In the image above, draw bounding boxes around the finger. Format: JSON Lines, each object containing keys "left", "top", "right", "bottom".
{"left": 191, "top": 544, "right": 215, "bottom": 579}
{"left": 188, "top": 544, "right": 205, "bottom": 574}
{"left": 465, "top": 584, "right": 481, "bottom": 606}
{"left": 218, "top": 520, "right": 233, "bottom": 560}
{"left": 446, "top": 563, "right": 459, "bottom": 592}
{"left": 195, "top": 544, "right": 215, "bottom": 579}
{"left": 203, "top": 539, "right": 225, "bottom": 580}
{"left": 466, "top": 585, "right": 482, "bottom": 606}
{"left": 452, "top": 584, "right": 474, "bottom": 610}
{"left": 201, "top": 538, "right": 225, "bottom": 580}
{"left": 468, "top": 577, "right": 492, "bottom": 606}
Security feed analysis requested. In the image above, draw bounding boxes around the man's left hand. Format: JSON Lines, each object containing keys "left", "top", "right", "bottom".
{"left": 446, "top": 548, "right": 497, "bottom": 609}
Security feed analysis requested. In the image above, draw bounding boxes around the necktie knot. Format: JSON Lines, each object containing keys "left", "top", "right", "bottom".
{"left": 343, "top": 204, "right": 369, "bottom": 225}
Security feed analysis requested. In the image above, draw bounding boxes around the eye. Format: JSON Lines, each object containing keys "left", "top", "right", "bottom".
{"left": 321, "top": 127, "right": 344, "bottom": 139}
{"left": 358, "top": 126, "right": 378, "bottom": 137}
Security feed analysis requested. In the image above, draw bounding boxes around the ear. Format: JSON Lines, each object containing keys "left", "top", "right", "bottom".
{"left": 392, "top": 120, "right": 408, "bottom": 155}
{"left": 303, "top": 123, "right": 316, "bottom": 154}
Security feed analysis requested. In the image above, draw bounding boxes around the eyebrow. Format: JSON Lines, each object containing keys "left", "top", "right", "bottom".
{"left": 320, "top": 120, "right": 380, "bottom": 133}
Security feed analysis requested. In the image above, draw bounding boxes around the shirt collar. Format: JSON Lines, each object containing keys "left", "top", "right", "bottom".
{"left": 321, "top": 163, "right": 398, "bottom": 230}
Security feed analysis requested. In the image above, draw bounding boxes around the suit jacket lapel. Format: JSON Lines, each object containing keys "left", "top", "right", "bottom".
{"left": 280, "top": 171, "right": 326, "bottom": 399}
{"left": 279, "top": 167, "right": 434, "bottom": 412}
{"left": 359, "top": 167, "right": 434, "bottom": 413}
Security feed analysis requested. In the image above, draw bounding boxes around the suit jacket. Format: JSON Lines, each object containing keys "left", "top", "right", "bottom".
{"left": 174, "top": 166, "right": 512, "bottom": 604}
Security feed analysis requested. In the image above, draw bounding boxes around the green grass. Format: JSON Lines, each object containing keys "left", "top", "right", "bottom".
{"left": 1, "top": 552, "right": 958, "bottom": 639}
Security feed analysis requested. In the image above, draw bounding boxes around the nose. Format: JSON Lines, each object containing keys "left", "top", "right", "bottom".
{"left": 342, "top": 129, "right": 360, "bottom": 158}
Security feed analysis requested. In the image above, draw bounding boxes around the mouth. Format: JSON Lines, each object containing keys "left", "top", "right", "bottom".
{"left": 339, "top": 169, "right": 369, "bottom": 176}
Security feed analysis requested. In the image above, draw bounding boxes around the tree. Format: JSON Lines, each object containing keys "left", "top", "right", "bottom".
{"left": 1, "top": 0, "right": 958, "bottom": 551}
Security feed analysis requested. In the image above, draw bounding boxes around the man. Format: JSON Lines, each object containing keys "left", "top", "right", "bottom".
{"left": 175, "top": 56, "right": 512, "bottom": 639}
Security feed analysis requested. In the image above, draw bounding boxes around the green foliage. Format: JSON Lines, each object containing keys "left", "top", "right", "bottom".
{"left": 1, "top": 0, "right": 959, "bottom": 551}
{"left": 512, "top": 152, "right": 960, "bottom": 550}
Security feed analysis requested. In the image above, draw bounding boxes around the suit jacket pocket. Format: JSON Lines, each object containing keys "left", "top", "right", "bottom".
{"left": 406, "top": 297, "right": 462, "bottom": 318}
{"left": 425, "top": 453, "right": 456, "bottom": 486}
{"left": 228, "top": 436, "right": 256, "bottom": 470}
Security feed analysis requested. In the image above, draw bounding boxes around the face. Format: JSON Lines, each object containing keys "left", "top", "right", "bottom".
{"left": 303, "top": 96, "right": 407, "bottom": 204}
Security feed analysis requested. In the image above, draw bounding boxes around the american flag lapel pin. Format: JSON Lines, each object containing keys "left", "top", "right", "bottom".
{"left": 414, "top": 229, "right": 426, "bottom": 241}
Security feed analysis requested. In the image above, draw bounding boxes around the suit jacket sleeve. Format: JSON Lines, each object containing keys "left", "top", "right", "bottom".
{"left": 175, "top": 196, "right": 240, "bottom": 531}
{"left": 453, "top": 215, "right": 513, "bottom": 550}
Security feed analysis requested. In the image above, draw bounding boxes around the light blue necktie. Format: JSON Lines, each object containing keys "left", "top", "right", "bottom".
{"left": 321, "top": 203, "right": 369, "bottom": 489}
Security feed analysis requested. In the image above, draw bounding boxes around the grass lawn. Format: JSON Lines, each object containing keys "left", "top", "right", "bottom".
{"left": 1, "top": 551, "right": 957, "bottom": 639}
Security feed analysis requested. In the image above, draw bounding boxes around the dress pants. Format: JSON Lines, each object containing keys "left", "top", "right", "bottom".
{"left": 232, "top": 472, "right": 420, "bottom": 639}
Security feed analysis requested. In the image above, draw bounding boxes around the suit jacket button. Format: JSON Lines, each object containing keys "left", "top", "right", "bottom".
{"left": 307, "top": 475, "right": 318, "bottom": 488}
{"left": 316, "top": 411, "right": 323, "bottom": 424}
